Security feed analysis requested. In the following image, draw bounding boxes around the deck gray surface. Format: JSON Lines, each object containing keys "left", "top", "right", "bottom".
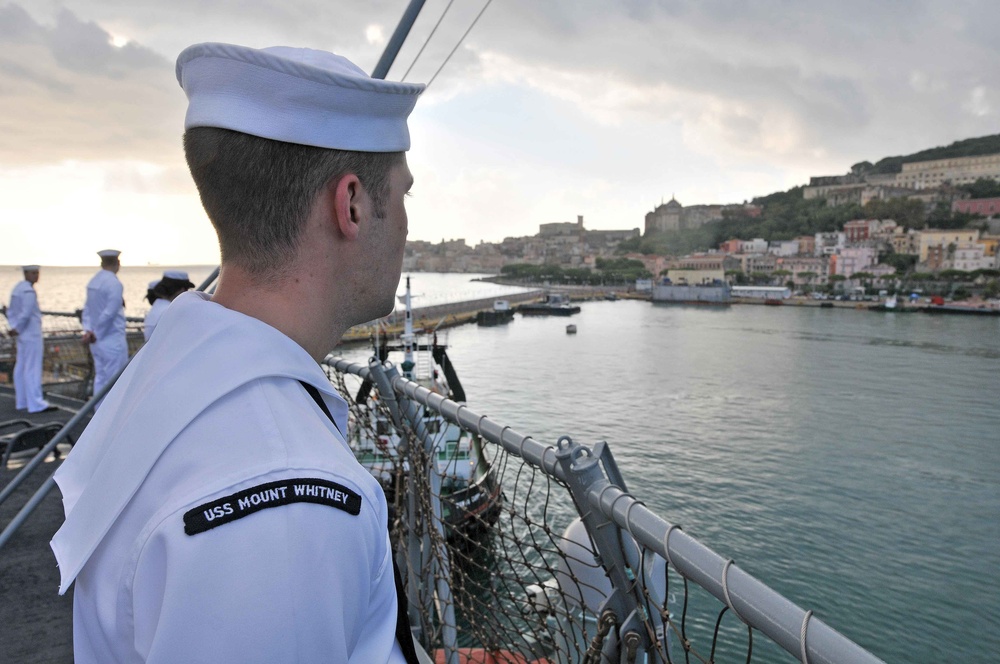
{"left": 1, "top": 387, "right": 91, "bottom": 664}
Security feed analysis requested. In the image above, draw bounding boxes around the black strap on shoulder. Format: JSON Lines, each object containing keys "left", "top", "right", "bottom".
{"left": 300, "top": 381, "right": 342, "bottom": 436}
{"left": 299, "top": 381, "right": 421, "bottom": 664}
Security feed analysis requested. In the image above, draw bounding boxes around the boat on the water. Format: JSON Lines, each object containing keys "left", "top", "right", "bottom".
{"left": 338, "top": 278, "right": 502, "bottom": 537}
{"left": 518, "top": 293, "right": 581, "bottom": 316}
{"left": 476, "top": 299, "right": 515, "bottom": 326}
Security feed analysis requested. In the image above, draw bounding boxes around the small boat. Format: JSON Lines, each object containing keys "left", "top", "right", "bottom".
{"left": 518, "top": 293, "right": 581, "bottom": 316}
{"left": 476, "top": 299, "right": 515, "bottom": 326}
{"left": 565, "top": 324, "right": 577, "bottom": 334}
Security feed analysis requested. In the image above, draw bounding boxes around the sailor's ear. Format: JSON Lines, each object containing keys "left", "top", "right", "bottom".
{"left": 332, "top": 173, "right": 365, "bottom": 241}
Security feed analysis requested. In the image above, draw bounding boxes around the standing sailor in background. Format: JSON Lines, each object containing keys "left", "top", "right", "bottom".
{"left": 6, "top": 265, "right": 54, "bottom": 413}
{"left": 142, "top": 279, "right": 161, "bottom": 343}
{"left": 143, "top": 271, "right": 194, "bottom": 341}
{"left": 81, "top": 249, "right": 127, "bottom": 397}
{"left": 52, "top": 43, "right": 423, "bottom": 663}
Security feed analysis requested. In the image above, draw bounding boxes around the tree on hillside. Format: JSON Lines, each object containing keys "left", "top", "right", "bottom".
{"left": 959, "top": 177, "right": 1000, "bottom": 199}
{"left": 881, "top": 253, "right": 918, "bottom": 275}
{"left": 862, "top": 198, "right": 925, "bottom": 228}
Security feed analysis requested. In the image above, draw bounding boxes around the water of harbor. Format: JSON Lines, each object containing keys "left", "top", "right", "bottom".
{"left": 338, "top": 282, "right": 999, "bottom": 663}
{"left": 4, "top": 268, "right": 998, "bottom": 662}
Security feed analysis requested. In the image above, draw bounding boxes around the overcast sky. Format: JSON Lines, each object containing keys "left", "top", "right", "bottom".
{"left": 1, "top": 0, "right": 998, "bottom": 265}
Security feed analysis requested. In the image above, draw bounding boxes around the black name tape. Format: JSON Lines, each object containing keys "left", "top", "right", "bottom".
{"left": 184, "top": 478, "right": 363, "bottom": 535}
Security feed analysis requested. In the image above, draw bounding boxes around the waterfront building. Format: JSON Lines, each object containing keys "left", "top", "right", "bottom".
{"left": 644, "top": 198, "right": 731, "bottom": 234}
{"left": 803, "top": 174, "right": 865, "bottom": 201}
{"left": 665, "top": 268, "right": 725, "bottom": 285}
{"left": 859, "top": 184, "right": 923, "bottom": 206}
{"left": 738, "top": 253, "right": 777, "bottom": 277}
{"left": 539, "top": 217, "right": 584, "bottom": 237}
{"left": 917, "top": 229, "right": 981, "bottom": 262}
{"left": 719, "top": 238, "right": 743, "bottom": 254}
{"left": 951, "top": 243, "right": 994, "bottom": 271}
{"left": 889, "top": 227, "right": 921, "bottom": 256}
{"left": 731, "top": 285, "right": 791, "bottom": 300}
{"left": 645, "top": 198, "right": 683, "bottom": 233}
{"left": 895, "top": 153, "right": 1000, "bottom": 189}
{"left": 832, "top": 247, "right": 878, "bottom": 278}
{"left": 796, "top": 235, "right": 816, "bottom": 256}
{"left": 668, "top": 252, "right": 740, "bottom": 273}
{"left": 952, "top": 196, "right": 1000, "bottom": 216}
{"left": 768, "top": 240, "right": 799, "bottom": 257}
{"left": 844, "top": 218, "right": 898, "bottom": 244}
{"left": 814, "top": 232, "right": 846, "bottom": 256}
{"left": 977, "top": 236, "right": 1000, "bottom": 261}
{"left": 742, "top": 238, "right": 768, "bottom": 254}
{"left": 776, "top": 256, "right": 831, "bottom": 286}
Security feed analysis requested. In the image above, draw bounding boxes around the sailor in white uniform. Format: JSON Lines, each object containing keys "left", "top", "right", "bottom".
{"left": 52, "top": 42, "right": 423, "bottom": 664}
{"left": 6, "top": 265, "right": 52, "bottom": 412}
{"left": 143, "top": 271, "right": 194, "bottom": 341}
{"left": 81, "top": 249, "right": 128, "bottom": 396}
{"left": 142, "top": 279, "right": 162, "bottom": 342}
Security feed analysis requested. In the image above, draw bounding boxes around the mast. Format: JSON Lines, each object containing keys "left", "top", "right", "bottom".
{"left": 401, "top": 276, "right": 416, "bottom": 379}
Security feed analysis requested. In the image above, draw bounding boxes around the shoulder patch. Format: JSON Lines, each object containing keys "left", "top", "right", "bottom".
{"left": 183, "top": 478, "right": 363, "bottom": 535}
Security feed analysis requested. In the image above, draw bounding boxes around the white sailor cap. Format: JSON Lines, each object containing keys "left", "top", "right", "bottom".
{"left": 22, "top": 265, "right": 40, "bottom": 271}
{"left": 176, "top": 42, "right": 425, "bottom": 152}
{"left": 163, "top": 270, "right": 190, "bottom": 281}
{"left": 97, "top": 249, "right": 121, "bottom": 259}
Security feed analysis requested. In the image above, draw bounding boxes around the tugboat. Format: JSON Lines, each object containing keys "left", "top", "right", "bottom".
{"left": 517, "top": 293, "right": 581, "bottom": 316}
{"left": 343, "top": 277, "right": 502, "bottom": 537}
{"left": 476, "top": 299, "right": 515, "bottom": 326}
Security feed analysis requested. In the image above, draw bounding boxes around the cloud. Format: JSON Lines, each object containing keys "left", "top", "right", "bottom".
{"left": 963, "top": 86, "right": 992, "bottom": 117}
{"left": 0, "top": 4, "right": 183, "bottom": 166}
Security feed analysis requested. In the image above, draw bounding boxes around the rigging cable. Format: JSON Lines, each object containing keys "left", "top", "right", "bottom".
{"left": 402, "top": 0, "right": 458, "bottom": 82}
{"left": 425, "top": 0, "right": 496, "bottom": 90}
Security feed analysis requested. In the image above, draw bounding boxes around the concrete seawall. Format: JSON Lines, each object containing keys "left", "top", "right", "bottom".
{"left": 340, "top": 290, "right": 545, "bottom": 344}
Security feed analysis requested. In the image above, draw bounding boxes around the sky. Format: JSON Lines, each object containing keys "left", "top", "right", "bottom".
{"left": 1, "top": 0, "right": 998, "bottom": 266}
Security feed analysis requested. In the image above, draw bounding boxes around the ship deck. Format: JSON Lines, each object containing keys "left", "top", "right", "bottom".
{"left": 0, "top": 386, "right": 88, "bottom": 663}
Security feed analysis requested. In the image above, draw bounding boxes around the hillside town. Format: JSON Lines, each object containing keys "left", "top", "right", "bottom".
{"left": 404, "top": 148, "right": 1000, "bottom": 297}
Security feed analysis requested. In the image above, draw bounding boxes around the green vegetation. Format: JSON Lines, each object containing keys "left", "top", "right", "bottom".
{"left": 958, "top": 177, "right": 1000, "bottom": 199}
{"left": 880, "top": 252, "right": 918, "bottom": 274}
{"left": 500, "top": 259, "right": 650, "bottom": 285}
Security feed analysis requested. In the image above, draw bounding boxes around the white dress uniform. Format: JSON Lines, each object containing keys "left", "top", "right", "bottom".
{"left": 52, "top": 292, "right": 402, "bottom": 663}
{"left": 82, "top": 268, "right": 128, "bottom": 395}
{"left": 143, "top": 297, "right": 169, "bottom": 342}
{"left": 7, "top": 279, "right": 50, "bottom": 412}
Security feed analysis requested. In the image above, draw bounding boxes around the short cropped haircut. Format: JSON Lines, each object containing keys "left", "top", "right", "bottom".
{"left": 184, "top": 127, "right": 402, "bottom": 276}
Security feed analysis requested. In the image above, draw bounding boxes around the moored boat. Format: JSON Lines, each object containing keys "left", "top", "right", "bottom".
{"left": 518, "top": 293, "right": 581, "bottom": 316}
{"left": 338, "top": 278, "right": 502, "bottom": 537}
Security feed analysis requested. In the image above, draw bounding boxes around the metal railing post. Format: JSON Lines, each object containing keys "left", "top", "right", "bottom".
{"left": 389, "top": 367, "right": 459, "bottom": 664}
{"left": 554, "top": 436, "right": 651, "bottom": 659}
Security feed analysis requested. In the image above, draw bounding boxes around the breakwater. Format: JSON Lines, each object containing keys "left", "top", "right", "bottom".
{"left": 340, "top": 289, "right": 544, "bottom": 344}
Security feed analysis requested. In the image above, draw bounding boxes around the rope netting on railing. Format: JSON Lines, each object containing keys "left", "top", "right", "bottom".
{"left": 0, "top": 310, "right": 144, "bottom": 398}
{"left": 325, "top": 358, "right": 884, "bottom": 664}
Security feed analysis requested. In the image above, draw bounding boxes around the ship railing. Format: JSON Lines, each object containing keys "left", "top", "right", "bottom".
{"left": 0, "top": 309, "right": 144, "bottom": 399}
{"left": 326, "top": 356, "right": 886, "bottom": 664}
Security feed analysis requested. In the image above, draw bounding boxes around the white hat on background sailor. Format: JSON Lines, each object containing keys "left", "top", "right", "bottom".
{"left": 97, "top": 249, "right": 121, "bottom": 259}
{"left": 175, "top": 42, "right": 424, "bottom": 151}
{"left": 21, "top": 265, "right": 40, "bottom": 272}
